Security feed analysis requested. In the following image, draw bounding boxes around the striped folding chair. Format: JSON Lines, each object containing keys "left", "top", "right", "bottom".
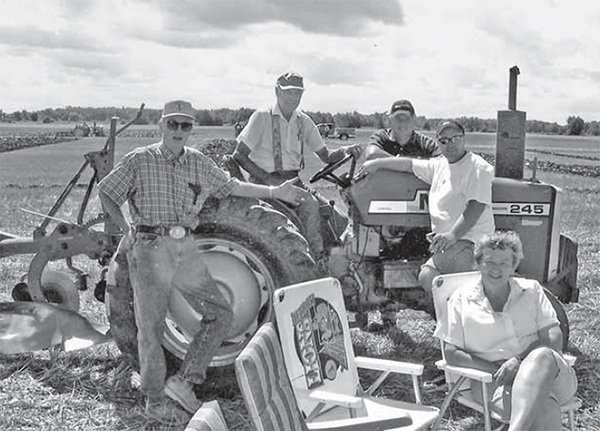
{"left": 235, "top": 322, "right": 309, "bottom": 431}
{"left": 236, "top": 277, "right": 440, "bottom": 431}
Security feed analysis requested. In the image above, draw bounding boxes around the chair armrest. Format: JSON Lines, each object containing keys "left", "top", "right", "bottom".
{"left": 355, "top": 356, "right": 424, "bottom": 376}
{"left": 563, "top": 353, "right": 576, "bottom": 367}
{"left": 296, "top": 388, "right": 364, "bottom": 409}
{"left": 307, "top": 412, "right": 413, "bottom": 431}
{"left": 435, "top": 359, "right": 494, "bottom": 383}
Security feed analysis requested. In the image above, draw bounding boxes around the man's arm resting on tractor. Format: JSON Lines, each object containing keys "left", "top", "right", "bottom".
{"left": 359, "top": 157, "right": 413, "bottom": 176}
{"left": 231, "top": 180, "right": 308, "bottom": 206}
{"left": 364, "top": 143, "right": 394, "bottom": 160}
{"left": 232, "top": 142, "right": 271, "bottom": 184}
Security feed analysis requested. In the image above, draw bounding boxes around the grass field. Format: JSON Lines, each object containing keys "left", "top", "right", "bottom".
{"left": 0, "top": 124, "right": 599, "bottom": 430}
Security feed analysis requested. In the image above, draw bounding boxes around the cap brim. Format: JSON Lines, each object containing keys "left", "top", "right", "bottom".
{"left": 388, "top": 110, "right": 412, "bottom": 117}
{"left": 162, "top": 113, "right": 195, "bottom": 119}
{"left": 437, "top": 125, "right": 463, "bottom": 135}
{"left": 277, "top": 84, "right": 304, "bottom": 91}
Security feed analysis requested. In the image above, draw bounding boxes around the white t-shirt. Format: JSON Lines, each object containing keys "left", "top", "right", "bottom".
{"left": 236, "top": 104, "right": 325, "bottom": 172}
{"left": 412, "top": 152, "right": 495, "bottom": 243}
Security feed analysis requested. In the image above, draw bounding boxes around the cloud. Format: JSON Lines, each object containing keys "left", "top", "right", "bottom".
{"left": 478, "top": 15, "right": 551, "bottom": 70}
{"left": 0, "top": 0, "right": 597, "bottom": 122}
{"left": 145, "top": 0, "right": 403, "bottom": 43}
{"left": 586, "top": 70, "right": 600, "bottom": 84}
{"left": 59, "top": 0, "right": 99, "bottom": 19}
{"left": 0, "top": 26, "right": 109, "bottom": 52}
{"left": 122, "top": 27, "right": 239, "bottom": 49}
{"left": 50, "top": 52, "right": 129, "bottom": 79}
{"left": 306, "top": 56, "right": 374, "bottom": 87}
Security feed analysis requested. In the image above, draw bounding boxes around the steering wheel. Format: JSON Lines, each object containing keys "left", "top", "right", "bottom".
{"left": 309, "top": 153, "right": 356, "bottom": 187}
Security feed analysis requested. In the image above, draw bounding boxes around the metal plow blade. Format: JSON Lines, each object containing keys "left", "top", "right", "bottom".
{"left": 0, "top": 301, "right": 111, "bottom": 354}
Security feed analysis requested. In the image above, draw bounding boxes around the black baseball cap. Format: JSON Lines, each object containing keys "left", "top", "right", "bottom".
{"left": 436, "top": 120, "right": 465, "bottom": 136}
{"left": 388, "top": 99, "right": 415, "bottom": 117}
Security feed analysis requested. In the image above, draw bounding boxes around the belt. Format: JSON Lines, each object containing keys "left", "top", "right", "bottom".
{"left": 137, "top": 225, "right": 193, "bottom": 239}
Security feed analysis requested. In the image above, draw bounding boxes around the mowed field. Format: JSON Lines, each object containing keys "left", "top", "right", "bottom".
{"left": 0, "top": 123, "right": 599, "bottom": 430}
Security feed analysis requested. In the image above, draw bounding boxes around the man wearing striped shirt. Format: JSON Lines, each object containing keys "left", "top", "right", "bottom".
{"left": 99, "top": 100, "right": 307, "bottom": 425}
{"left": 365, "top": 99, "right": 440, "bottom": 161}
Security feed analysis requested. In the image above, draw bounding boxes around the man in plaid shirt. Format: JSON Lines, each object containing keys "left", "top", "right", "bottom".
{"left": 99, "top": 100, "right": 307, "bottom": 425}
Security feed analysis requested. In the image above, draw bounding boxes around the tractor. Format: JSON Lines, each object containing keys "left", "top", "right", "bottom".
{"left": 0, "top": 68, "right": 578, "bottom": 372}
{"left": 317, "top": 122, "right": 356, "bottom": 140}
{"left": 72, "top": 122, "right": 105, "bottom": 138}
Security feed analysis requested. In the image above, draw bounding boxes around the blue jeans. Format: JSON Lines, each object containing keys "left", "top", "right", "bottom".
{"left": 430, "top": 239, "right": 476, "bottom": 274}
{"left": 127, "top": 232, "right": 233, "bottom": 398}
{"left": 419, "top": 240, "right": 476, "bottom": 293}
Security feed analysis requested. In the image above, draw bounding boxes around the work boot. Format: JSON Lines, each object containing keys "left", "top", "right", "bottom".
{"left": 165, "top": 374, "right": 202, "bottom": 414}
{"left": 145, "top": 396, "right": 190, "bottom": 426}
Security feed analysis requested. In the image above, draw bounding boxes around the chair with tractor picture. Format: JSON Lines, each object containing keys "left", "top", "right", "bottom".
{"left": 235, "top": 277, "right": 439, "bottom": 430}
{"left": 429, "top": 271, "right": 580, "bottom": 431}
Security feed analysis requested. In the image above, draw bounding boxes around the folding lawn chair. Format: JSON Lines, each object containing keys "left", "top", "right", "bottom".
{"left": 261, "top": 276, "right": 439, "bottom": 430}
{"left": 430, "top": 271, "right": 581, "bottom": 431}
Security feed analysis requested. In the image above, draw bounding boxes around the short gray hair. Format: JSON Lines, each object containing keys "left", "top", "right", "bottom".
{"left": 474, "top": 230, "right": 524, "bottom": 267}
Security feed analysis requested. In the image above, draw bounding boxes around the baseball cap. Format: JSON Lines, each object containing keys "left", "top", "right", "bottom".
{"left": 161, "top": 100, "right": 195, "bottom": 119}
{"left": 436, "top": 120, "right": 465, "bottom": 136}
{"left": 276, "top": 72, "right": 304, "bottom": 90}
{"left": 388, "top": 99, "right": 415, "bottom": 117}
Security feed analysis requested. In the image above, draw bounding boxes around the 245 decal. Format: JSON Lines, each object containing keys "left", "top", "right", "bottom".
{"left": 492, "top": 203, "right": 550, "bottom": 216}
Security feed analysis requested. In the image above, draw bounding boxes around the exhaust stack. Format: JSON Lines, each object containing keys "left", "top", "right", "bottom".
{"left": 495, "top": 66, "right": 526, "bottom": 179}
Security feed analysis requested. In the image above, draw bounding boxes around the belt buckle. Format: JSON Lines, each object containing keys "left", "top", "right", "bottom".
{"left": 169, "top": 226, "right": 186, "bottom": 239}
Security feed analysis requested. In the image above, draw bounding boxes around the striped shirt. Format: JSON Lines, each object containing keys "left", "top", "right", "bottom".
{"left": 98, "top": 142, "right": 238, "bottom": 228}
{"left": 369, "top": 129, "right": 441, "bottom": 158}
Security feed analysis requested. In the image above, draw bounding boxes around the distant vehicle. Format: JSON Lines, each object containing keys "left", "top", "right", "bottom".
{"left": 72, "top": 122, "right": 105, "bottom": 138}
{"left": 233, "top": 121, "right": 246, "bottom": 137}
{"left": 316, "top": 123, "right": 356, "bottom": 140}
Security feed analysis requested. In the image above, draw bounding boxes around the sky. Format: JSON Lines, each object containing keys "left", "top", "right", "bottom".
{"left": 0, "top": 0, "right": 598, "bottom": 124}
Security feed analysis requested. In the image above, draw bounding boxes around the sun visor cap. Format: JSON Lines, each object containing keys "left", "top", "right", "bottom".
{"left": 162, "top": 100, "right": 195, "bottom": 120}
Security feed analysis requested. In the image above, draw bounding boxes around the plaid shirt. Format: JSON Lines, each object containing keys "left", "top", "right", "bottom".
{"left": 98, "top": 142, "right": 238, "bottom": 228}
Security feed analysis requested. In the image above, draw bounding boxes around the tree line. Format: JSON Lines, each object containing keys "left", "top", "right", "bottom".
{"left": 0, "top": 106, "right": 598, "bottom": 136}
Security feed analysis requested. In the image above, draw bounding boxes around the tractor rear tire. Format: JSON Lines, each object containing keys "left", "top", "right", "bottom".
{"left": 106, "top": 196, "right": 318, "bottom": 368}
{"left": 72, "top": 125, "right": 88, "bottom": 138}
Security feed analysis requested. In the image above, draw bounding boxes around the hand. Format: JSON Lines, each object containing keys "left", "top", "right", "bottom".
{"left": 429, "top": 232, "right": 457, "bottom": 253}
{"left": 345, "top": 143, "right": 363, "bottom": 159}
{"left": 357, "top": 159, "right": 381, "bottom": 178}
{"left": 274, "top": 178, "right": 309, "bottom": 206}
{"left": 118, "top": 224, "right": 135, "bottom": 253}
{"left": 493, "top": 357, "right": 521, "bottom": 386}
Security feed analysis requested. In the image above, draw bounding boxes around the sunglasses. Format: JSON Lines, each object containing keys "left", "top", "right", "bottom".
{"left": 166, "top": 120, "right": 193, "bottom": 132}
{"left": 437, "top": 134, "right": 464, "bottom": 145}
